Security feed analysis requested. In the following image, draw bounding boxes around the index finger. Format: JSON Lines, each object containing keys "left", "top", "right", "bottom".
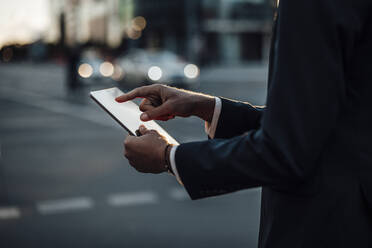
{"left": 115, "top": 85, "right": 158, "bottom": 103}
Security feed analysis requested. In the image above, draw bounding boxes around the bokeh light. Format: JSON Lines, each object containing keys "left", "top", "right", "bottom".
{"left": 100, "top": 62, "right": 114, "bottom": 77}
{"left": 184, "top": 64, "right": 199, "bottom": 79}
{"left": 127, "top": 29, "right": 142, "bottom": 40}
{"left": 112, "top": 65, "right": 125, "bottom": 81}
{"left": 78, "top": 63, "right": 93, "bottom": 78}
{"left": 131, "top": 16, "right": 147, "bottom": 31}
{"left": 148, "top": 66, "right": 162, "bottom": 81}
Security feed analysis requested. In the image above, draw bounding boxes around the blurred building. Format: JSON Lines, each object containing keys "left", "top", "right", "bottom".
{"left": 132, "top": 0, "right": 188, "bottom": 50}
{"left": 132, "top": 0, "right": 273, "bottom": 65}
{"left": 202, "top": 0, "right": 273, "bottom": 64}
{"left": 46, "top": 0, "right": 273, "bottom": 65}
{"left": 49, "top": 0, "right": 124, "bottom": 48}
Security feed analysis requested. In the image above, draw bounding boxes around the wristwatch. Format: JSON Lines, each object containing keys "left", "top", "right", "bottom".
{"left": 164, "top": 144, "right": 174, "bottom": 175}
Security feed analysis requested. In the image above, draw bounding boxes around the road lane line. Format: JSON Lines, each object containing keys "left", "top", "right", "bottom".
{"left": 0, "top": 207, "right": 21, "bottom": 219}
{"left": 169, "top": 187, "right": 189, "bottom": 201}
{"left": 37, "top": 197, "right": 93, "bottom": 215}
{"left": 108, "top": 192, "right": 158, "bottom": 207}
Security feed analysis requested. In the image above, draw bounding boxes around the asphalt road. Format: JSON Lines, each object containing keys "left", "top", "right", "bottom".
{"left": 0, "top": 63, "right": 267, "bottom": 248}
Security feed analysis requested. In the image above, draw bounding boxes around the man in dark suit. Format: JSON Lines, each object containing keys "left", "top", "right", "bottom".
{"left": 116, "top": 0, "right": 372, "bottom": 246}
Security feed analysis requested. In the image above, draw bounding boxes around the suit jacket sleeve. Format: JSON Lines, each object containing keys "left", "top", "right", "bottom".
{"left": 212, "top": 97, "right": 264, "bottom": 139}
{"left": 175, "top": 0, "right": 351, "bottom": 200}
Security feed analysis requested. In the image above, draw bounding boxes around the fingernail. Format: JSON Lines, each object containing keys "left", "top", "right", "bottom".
{"left": 141, "top": 113, "right": 149, "bottom": 121}
{"left": 139, "top": 125, "right": 146, "bottom": 131}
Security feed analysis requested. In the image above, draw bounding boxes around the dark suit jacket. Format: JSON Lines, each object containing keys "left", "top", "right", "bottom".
{"left": 175, "top": 0, "right": 372, "bottom": 247}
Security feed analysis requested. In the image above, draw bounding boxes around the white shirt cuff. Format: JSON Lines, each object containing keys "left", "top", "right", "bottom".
{"left": 204, "top": 97, "right": 222, "bottom": 139}
{"left": 169, "top": 97, "right": 222, "bottom": 185}
{"left": 169, "top": 145, "right": 183, "bottom": 186}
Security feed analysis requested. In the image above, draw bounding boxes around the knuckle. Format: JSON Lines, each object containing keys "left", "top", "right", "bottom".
{"left": 145, "top": 111, "right": 152, "bottom": 119}
{"left": 149, "top": 130, "right": 158, "bottom": 135}
{"left": 137, "top": 167, "right": 147, "bottom": 173}
{"left": 139, "top": 104, "right": 146, "bottom": 112}
{"left": 130, "top": 162, "right": 140, "bottom": 171}
{"left": 124, "top": 139, "right": 131, "bottom": 147}
{"left": 144, "top": 98, "right": 152, "bottom": 104}
{"left": 155, "top": 84, "right": 163, "bottom": 90}
{"left": 129, "top": 89, "right": 137, "bottom": 98}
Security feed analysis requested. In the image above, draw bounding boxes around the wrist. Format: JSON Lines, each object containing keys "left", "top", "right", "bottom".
{"left": 193, "top": 95, "right": 215, "bottom": 123}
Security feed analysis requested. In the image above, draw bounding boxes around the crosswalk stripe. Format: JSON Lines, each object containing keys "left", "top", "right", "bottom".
{"left": 108, "top": 192, "right": 158, "bottom": 207}
{"left": 0, "top": 207, "right": 21, "bottom": 219}
{"left": 37, "top": 197, "right": 93, "bottom": 215}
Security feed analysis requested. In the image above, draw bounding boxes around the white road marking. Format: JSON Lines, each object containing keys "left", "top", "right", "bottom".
{"left": 37, "top": 197, "right": 93, "bottom": 215}
{"left": 0, "top": 189, "right": 194, "bottom": 220}
{"left": 108, "top": 192, "right": 158, "bottom": 207}
{"left": 169, "top": 187, "right": 189, "bottom": 201}
{"left": 0, "top": 207, "right": 21, "bottom": 219}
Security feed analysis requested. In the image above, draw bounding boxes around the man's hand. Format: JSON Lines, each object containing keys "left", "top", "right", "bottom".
{"left": 115, "top": 84, "right": 215, "bottom": 123}
{"left": 124, "top": 125, "right": 169, "bottom": 173}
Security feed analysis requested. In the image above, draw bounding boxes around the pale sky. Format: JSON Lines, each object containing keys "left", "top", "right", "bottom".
{"left": 0, "top": 0, "right": 50, "bottom": 48}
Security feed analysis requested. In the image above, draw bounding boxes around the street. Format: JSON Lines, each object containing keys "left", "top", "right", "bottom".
{"left": 0, "top": 63, "right": 267, "bottom": 248}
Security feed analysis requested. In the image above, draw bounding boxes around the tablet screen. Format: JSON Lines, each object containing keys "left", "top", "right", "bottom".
{"left": 90, "top": 87, "right": 179, "bottom": 145}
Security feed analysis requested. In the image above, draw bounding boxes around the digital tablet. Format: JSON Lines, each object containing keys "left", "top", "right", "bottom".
{"left": 90, "top": 87, "right": 179, "bottom": 145}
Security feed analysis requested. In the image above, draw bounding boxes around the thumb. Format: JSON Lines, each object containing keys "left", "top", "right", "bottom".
{"left": 138, "top": 125, "right": 150, "bottom": 135}
{"left": 141, "top": 103, "right": 172, "bottom": 121}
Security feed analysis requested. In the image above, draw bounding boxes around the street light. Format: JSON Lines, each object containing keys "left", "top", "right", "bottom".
{"left": 184, "top": 64, "right": 199, "bottom": 79}
{"left": 148, "top": 66, "right": 162, "bottom": 81}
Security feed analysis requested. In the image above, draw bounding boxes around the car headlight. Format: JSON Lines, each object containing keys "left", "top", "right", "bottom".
{"left": 184, "top": 64, "right": 199, "bottom": 79}
{"left": 148, "top": 66, "right": 162, "bottom": 81}
{"left": 100, "top": 62, "right": 114, "bottom": 77}
{"left": 112, "top": 65, "right": 125, "bottom": 81}
{"left": 78, "top": 63, "right": 93, "bottom": 78}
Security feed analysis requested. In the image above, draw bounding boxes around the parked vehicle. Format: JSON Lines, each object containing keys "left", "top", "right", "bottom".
{"left": 77, "top": 49, "right": 116, "bottom": 82}
{"left": 116, "top": 49, "right": 200, "bottom": 88}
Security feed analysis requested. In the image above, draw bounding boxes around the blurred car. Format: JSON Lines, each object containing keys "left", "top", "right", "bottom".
{"left": 116, "top": 49, "right": 200, "bottom": 88}
{"left": 77, "top": 49, "right": 115, "bottom": 82}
